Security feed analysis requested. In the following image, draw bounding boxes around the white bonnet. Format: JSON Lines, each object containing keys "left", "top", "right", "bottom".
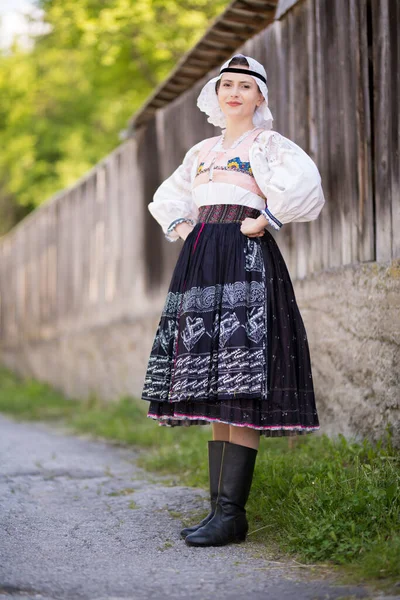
{"left": 196, "top": 53, "right": 273, "bottom": 130}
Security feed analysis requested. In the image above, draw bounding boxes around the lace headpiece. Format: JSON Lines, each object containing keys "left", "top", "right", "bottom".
{"left": 197, "top": 54, "right": 273, "bottom": 130}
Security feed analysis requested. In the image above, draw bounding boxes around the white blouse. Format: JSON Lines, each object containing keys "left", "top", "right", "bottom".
{"left": 148, "top": 129, "right": 325, "bottom": 242}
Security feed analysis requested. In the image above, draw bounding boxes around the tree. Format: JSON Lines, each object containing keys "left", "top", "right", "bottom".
{"left": 0, "top": 0, "right": 227, "bottom": 235}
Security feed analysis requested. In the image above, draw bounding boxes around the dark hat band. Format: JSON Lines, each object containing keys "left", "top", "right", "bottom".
{"left": 219, "top": 67, "right": 267, "bottom": 85}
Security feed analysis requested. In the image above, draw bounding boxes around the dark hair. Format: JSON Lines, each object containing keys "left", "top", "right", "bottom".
{"left": 215, "top": 56, "right": 251, "bottom": 94}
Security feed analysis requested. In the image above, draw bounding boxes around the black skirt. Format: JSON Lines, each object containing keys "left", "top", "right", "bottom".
{"left": 141, "top": 204, "right": 319, "bottom": 438}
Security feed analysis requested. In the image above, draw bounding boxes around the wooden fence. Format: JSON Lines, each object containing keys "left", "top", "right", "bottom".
{"left": 143, "top": 0, "right": 399, "bottom": 281}
{"left": 0, "top": 0, "right": 399, "bottom": 348}
{"left": 0, "top": 140, "right": 149, "bottom": 347}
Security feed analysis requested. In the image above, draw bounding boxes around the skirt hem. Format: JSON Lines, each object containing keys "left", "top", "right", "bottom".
{"left": 147, "top": 411, "right": 319, "bottom": 434}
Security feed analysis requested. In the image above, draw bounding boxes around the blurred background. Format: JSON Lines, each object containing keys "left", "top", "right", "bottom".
{"left": 0, "top": 0, "right": 226, "bottom": 234}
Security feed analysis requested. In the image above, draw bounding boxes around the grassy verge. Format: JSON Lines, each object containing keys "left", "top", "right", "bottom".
{"left": 1, "top": 366, "right": 399, "bottom": 589}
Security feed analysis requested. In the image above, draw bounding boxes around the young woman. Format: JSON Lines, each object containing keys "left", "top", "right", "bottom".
{"left": 141, "top": 54, "right": 325, "bottom": 547}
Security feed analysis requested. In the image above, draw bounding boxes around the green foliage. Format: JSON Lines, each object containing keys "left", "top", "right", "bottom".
{"left": 0, "top": 365, "right": 79, "bottom": 419}
{"left": 0, "top": 0, "right": 227, "bottom": 234}
{"left": 1, "top": 364, "right": 399, "bottom": 584}
{"left": 248, "top": 433, "right": 400, "bottom": 573}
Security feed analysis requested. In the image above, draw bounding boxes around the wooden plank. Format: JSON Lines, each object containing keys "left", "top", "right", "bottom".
{"left": 14, "top": 229, "right": 25, "bottom": 336}
{"left": 307, "top": 0, "right": 323, "bottom": 274}
{"left": 233, "top": 0, "right": 278, "bottom": 11}
{"left": 66, "top": 193, "right": 75, "bottom": 315}
{"left": 372, "top": 0, "right": 393, "bottom": 262}
{"left": 31, "top": 217, "right": 40, "bottom": 333}
{"left": 81, "top": 181, "right": 91, "bottom": 308}
{"left": 56, "top": 197, "right": 66, "bottom": 319}
{"left": 322, "top": 0, "right": 343, "bottom": 269}
{"left": 352, "top": 0, "right": 375, "bottom": 263}
{"left": 390, "top": 0, "right": 400, "bottom": 258}
{"left": 119, "top": 142, "right": 135, "bottom": 296}
{"left": 38, "top": 212, "right": 48, "bottom": 324}
{"left": 223, "top": 15, "right": 263, "bottom": 27}
{"left": 45, "top": 204, "right": 55, "bottom": 322}
{"left": 336, "top": 0, "right": 355, "bottom": 266}
{"left": 206, "top": 31, "right": 245, "bottom": 43}
{"left": 70, "top": 188, "right": 80, "bottom": 313}
{"left": 288, "top": 2, "right": 311, "bottom": 279}
{"left": 91, "top": 172, "right": 104, "bottom": 306}
{"left": 314, "top": 0, "right": 331, "bottom": 272}
{"left": 328, "top": 0, "right": 346, "bottom": 268}
{"left": 111, "top": 154, "right": 119, "bottom": 303}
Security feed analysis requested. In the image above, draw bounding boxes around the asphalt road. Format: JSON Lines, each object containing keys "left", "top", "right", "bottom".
{"left": 0, "top": 414, "right": 397, "bottom": 600}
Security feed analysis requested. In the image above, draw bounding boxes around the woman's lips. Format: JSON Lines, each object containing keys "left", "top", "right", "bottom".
{"left": 227, "top": 102, "right": 241, "bottom": 106}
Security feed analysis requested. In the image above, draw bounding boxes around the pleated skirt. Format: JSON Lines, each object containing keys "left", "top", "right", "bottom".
{"left": 141, "top": 204, "right": 319, "bottom": 438}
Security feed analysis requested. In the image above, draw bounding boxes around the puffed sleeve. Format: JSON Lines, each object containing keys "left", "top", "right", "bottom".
{"left": 148, "top": 140, "right": 203, "bottom": 242}
{"left": 249, "top": 130, "right": 325, "bottom": 230}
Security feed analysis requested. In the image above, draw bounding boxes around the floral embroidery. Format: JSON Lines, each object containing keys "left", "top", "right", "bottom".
{"left": 196, "top": 156, "right": 253, "bottom": 178}
{"left": 197, "top": 161, "right": 205, "bottom": 174}
{"left": 226, "top": 157, "right": 252, "bottom": 175}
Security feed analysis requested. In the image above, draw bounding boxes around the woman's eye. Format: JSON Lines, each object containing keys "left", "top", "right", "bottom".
{"left": 223, "top": 83, "right": 251, "bottom": 88}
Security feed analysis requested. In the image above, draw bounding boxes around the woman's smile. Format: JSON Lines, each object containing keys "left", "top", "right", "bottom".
{"left": 217, "top": 69, "right": 264, "bottom": 127}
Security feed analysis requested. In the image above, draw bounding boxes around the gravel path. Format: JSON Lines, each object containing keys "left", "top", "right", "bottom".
{"left": 0, "top": 414, "right": 396, "bottom": 600}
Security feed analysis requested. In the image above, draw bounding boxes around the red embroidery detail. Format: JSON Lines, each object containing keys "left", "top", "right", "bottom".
{"left": 198, "top": 204, "right": 260, "bottom": 223}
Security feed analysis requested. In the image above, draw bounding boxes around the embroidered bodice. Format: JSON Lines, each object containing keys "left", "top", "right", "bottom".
{"left": 193, "top": 128, "right": 266, "bottom": 200}
{"left": 148, "top": 127, "right": 325, "bottom": 242}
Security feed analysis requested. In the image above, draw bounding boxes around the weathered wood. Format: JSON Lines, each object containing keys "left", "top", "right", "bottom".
{"left": 372, "top": 0, "right": 393, "bottom": 262}
{"left": 314, "top": 0, "right": 330, "bottom": 272}
{"left": 307, "top": 0, "right": 323, "bottom": 274}
{"left": 353, "top": 0, "right": 374, "bottom": 263}
{"left": 0, "top": 0, "right": 398, "bottom": 349}
{"left": 389, "top": 0, "right": 400, "bottom": 259}
{"left": 289, "top": 3, "right": 311, "bottom": 279}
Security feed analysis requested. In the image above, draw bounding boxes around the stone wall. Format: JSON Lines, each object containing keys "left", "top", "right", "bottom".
{"left": 295, "top": 260, "right": 400, "bottom": 445}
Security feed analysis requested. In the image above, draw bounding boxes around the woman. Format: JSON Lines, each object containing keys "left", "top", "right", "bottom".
{"left": 141, "top": 54, "right": 325, "bottom": 547}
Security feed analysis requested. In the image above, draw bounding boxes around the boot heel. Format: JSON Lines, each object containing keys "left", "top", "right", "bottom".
{"left": 234, "top": 532, "right": 247, "bottom": 543}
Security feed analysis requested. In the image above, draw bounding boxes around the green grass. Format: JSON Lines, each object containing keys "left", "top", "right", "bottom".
{"left": 0, "top": 365, "right": 399, "bottom": 587}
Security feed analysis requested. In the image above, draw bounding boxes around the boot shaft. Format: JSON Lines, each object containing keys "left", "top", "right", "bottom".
{"left": 208, "top": 440, "right": 225, "bottom": 506}
{"left": 216, "top": 441, "right": 258, "bottom": 513}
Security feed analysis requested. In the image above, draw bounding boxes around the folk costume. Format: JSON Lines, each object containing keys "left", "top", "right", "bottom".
{"left": 140, "top": 54, "right": 325, "bottom": 547}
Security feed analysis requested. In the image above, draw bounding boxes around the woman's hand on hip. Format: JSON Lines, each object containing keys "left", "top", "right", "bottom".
{"left": 240, "top": 217, "right": 265, "bottom": 238}
{"left": 175, "top": 222, "right": 195, "bottom": 241}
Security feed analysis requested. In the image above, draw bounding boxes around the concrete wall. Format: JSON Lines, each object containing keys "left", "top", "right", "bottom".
{"left": 295, "top": 260, "right": 400, "bottom": 445}
{"left": 0, "top": 307, "right": 163, "bottom": 405}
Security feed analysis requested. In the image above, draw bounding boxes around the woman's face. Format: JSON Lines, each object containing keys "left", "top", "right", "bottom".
{"left": 217, "top": 69, "right": 264, "bottom": 123}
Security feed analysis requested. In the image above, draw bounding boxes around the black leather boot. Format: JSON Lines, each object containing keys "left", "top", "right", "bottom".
{"left": 180, "top": 440, "right": 225, "bottom": 539}
{"left": 185, "top": 441, "right": 258, "bottom": 547}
